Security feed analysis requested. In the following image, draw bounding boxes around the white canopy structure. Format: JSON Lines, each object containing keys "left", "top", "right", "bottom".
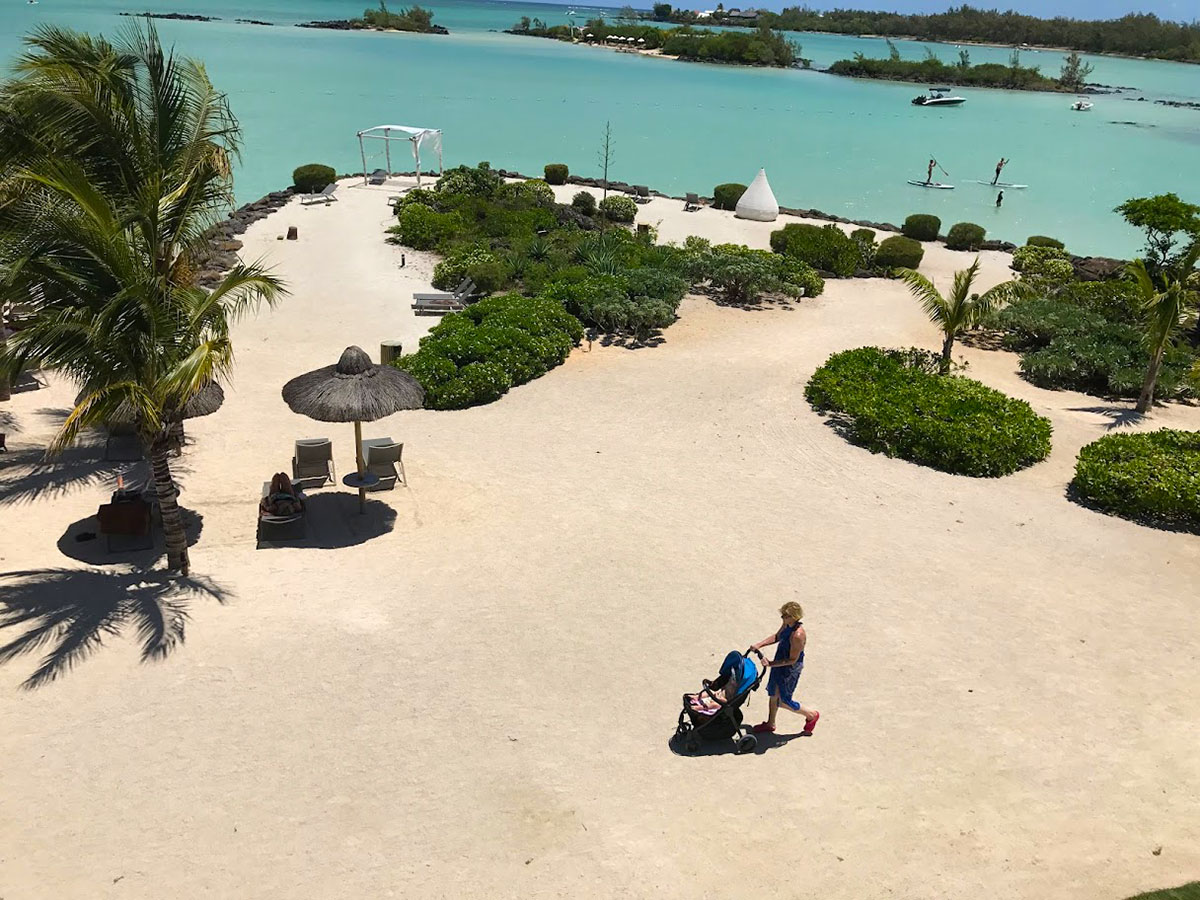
{"left": 356, "top": 125, "right": 443, "bottom": 187}
{"left": 735, "top": 168, "right": 779, "bottom": 222}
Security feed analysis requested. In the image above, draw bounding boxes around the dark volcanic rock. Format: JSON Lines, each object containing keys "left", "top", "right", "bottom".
{"left": 554, "top": 205, "right": 596, "bottom": 230}
{"left": 1072, "top": 256, "right": 1127, "bottom": 281}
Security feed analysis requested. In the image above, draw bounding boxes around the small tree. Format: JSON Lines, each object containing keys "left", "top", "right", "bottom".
{"left": 1115, "top": 193, "right": 1200, "bottom": 276}
{"left": 1058, "top": 50, "right": 1094, "bottom": 91}
{"left": 617, "top": 4, "right": 637, "bottom": 23}
{"left": 652, "top": 2, "right": 673, "bottom": 20}
{"left": 1129, "top": 248, "right": 1199, "bottom": 413}
{"left": 957, "top": 48, "right": 970, "bottom": 68}
{"left": 898, "top": 259, "right": 1028, "bottom": 374}
{"left": 597, "top": 120, "right": 614, "bottom": 200}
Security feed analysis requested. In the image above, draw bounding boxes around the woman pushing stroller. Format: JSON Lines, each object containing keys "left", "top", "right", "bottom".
{"left": 751, "top": 601, "right": 820, "bottom": 736}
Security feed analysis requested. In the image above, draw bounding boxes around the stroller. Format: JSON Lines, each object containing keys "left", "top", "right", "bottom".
{"left": 674, "top": 648, "right": 766, "bottom": 755}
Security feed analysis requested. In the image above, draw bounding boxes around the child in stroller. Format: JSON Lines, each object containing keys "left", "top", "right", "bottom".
{"left": 675, "top": 648, "right": 765, "bottom": 755}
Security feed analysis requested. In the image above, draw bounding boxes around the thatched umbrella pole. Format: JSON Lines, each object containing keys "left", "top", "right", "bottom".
{"left": 282, "top": 346, "right": 425, "bottom": 514}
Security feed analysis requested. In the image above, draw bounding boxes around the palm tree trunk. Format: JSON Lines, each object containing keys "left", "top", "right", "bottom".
{"left": 150, "top": 439, "right": 190, "bottom": 575}
{"left": 168, "top": 419, "right": 185, "bottom": 456}
{"left": 940, "top": 333, "right": 955, "bottom": 375}
{"left": 0, "top": 323, "right": 10, "bottom": 402}
{"left": 1136, "top": 343, "right": 1166, "bottom": 414}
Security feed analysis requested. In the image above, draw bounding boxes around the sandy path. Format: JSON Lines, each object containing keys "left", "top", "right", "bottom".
{"left": 1, "top": 180, "right": 1198, "bottom": 900}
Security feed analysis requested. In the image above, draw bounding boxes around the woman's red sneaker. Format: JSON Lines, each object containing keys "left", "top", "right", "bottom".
{"left": 752, "top": 722, "right": 776, "bottom": 734}
{"left": 802, "top": 712, "right": 820, "bottom": 735}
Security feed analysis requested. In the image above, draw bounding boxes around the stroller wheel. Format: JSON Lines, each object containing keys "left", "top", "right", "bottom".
{"left": 736, "top": 734, "right": 757, "bottom": 755}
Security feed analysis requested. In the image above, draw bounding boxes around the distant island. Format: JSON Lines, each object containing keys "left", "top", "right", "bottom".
{"left": 508, "top": 17, "right": 803, "bottom": 69}
{"left": 828, "top": 41, "right": 1099, "bottom": 93}
{"left": 299, "top": 2, "right": 448, "bottom": 35}
{"left": 644, "top": 3, "right": 1200, "bottom": 65}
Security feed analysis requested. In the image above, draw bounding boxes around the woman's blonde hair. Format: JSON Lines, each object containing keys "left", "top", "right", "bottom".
{"left": 780, "top": 601, "right": 804, "bottom": 620}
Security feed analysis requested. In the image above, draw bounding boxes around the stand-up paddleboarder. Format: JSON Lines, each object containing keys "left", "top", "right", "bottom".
{"left": 992, "top": 157, "right": 1009, "bottom": 185}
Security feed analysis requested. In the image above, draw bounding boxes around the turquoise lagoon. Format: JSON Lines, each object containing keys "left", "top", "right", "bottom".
{"left": 2, "top": 0, "right": 1198, "bottom": 256}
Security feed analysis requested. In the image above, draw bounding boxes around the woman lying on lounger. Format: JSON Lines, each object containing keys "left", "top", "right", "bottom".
{"left": 260, "top": 472, "right": 305, "bottom": 517}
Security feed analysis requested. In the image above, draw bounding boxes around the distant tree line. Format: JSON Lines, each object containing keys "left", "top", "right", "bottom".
{"left": 649, "top": 4, "right": 1200, "bottom": 64}
{"left": 509, "top": 17, "right": 802, "bottom": 68}
{"left": 829, "top": 42, "right": 1096, "bottom": 92}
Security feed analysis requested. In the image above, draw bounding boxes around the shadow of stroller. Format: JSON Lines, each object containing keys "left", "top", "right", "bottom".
{"left": 0, "top": 568, "right": 228, "bottom": 689}
{"left": 667, "top": 727, "right": 811, "bottom": 757}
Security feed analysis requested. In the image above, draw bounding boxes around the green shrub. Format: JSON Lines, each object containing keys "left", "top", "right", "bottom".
{"left": 875, "top": 235, "right": 925, "bottom": 270}
{"left": 292, "top": 163, "right": 336, "bottom": 193}
{"left": 946, "top": 222, "right": 987, "bottom": 251}
{"left": 432, "top": 246, "right": 497, "bottom": 290}
{"left": 1072, "top": 430, "right": 1200, "bottom": 529}
{"left": 902, "top": 214, "right": 941, "bottom": 241}
{"left": 1058, "top": 280, "right": 1139, "bottom": 324}
{"left": 805, "top": 347, "right": 1052, "bottom": 477}
{"left": 543, "top": 163, "right": 569, "bottom": 185}
{"left": 571, "top": 191, "right": 597, "bottom": 216}
{"left": 390, "top": 204, "right": 462, "bottom": 251}
{"left": 504, "top": 179, "right": 555, "bottom": 207}
{"left": 989, "top": 297, "right": 1107, "bottom": 350}
{"left": 466, "top": 258, "right": 507, "bottom": 294}
{"left": 1012, "top": 245, "right": 1074, "bottom": 282}
{"left": 393, "top": 187, "right": 439, "bottom": 215}
{"left": 545, "top": 269, "right": 686, "bottom": 341}
{"left": 769, "top": 223, "right": 861, "bottom": 277}
{"left": 1019, "top": 324, "right": 1194, "bottom": 399}
{"left": 1026, "top": 235, "right": 1066, "bottom": 250}
{"left": 780, "top": 257, "right": 826, "bottom": 298}
{"left": 435, "top": 161, "right": 503, "bottom": 197}
{"left": 395, "top": 293, "right": 582, "bottom": 410}
{"left": 850, "top": 228, "right": 877, "bottom": 268}
{"left": 712, "top": 183, "right": 747, "bottom": 211}
{"left": 598, "top": 195, "right": 637, "bottom": 223}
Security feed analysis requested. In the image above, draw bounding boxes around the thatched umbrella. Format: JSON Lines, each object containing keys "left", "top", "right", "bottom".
{"left": 281, "top": 346, "right": 425, "bottom": 512}
{"left": 77, "top": 380, "right": 224, "bottom": 453}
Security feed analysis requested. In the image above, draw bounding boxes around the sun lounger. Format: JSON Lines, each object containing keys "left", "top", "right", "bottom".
{"left": 104, "top": 422, "right": 143, "bottom": 462}
{"left": 368, "top": 168, "right": 388, "bottom": 185}
{"left": 361, "top": 438, "right": 405, "bottom": 490}
{"left": 684, "top": 192, "right": 701, "bottom": 212}
{"left": 300, "top": 183, "right": 338, "bottom": 205}
{"left": 292, "top": 438, "right": 335, "bottom": 488}
{"left": 257, "top": 481, "right": 307, "bottom": 545}
{"left": 412, "top": 278, "right": 478, "bottom": 314}
{"left": 634, "top": 185, "right": 651, "bottom": 204}
{"left": 98, "top": 498, "right": 154, "bottom": 552}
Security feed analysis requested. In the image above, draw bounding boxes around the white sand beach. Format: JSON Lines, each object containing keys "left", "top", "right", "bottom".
{"left": 1, "top": 179, "right": 1198, "bottom": 900}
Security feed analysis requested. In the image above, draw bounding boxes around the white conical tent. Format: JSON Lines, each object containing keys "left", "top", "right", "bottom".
{"left": 735, "top": 168, "right": 779, "bottom": 222}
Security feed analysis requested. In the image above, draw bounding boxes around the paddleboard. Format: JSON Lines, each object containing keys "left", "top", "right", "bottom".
{"left": 908, "top": 180, "right": 954, "bottom": 189}
{"left": 974, "top": 180, "right": 1029, "bottom": 189}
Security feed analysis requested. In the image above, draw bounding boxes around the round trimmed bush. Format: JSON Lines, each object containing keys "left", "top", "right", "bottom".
{"left": 805, "top": 347, "right": 1053, "bottom": 477}
{"left": 1072, "top": 430, "right": 1200, "bottom": 528}
{"left": 571, "top": 191, "right": 597, "bottom": 216}
{"left": 391, "top": 204, "right": 460, "bottom": 251}
{"left": 850, "top": 228, "right": 877, "bottom": 245}
{"left": 598, "top": 195, "right": 637, "bottom": 223}
{"left": 712, "top": 183, "right": 747, "bottom": 211}
{"left": 292, "top": 163, "right": 336, "bottom": 193}
{"left": 544, "top": 163, "right": 569, "bottom": 185}
{"left": 1027, "top": 235, "right": 1065, "bottom": 250}
{"left": 506, "top": 179, "right": 555, "bottom": 206}
{"left": 902, "top": 214, "right": 941, "bottom": 242}
{"left": 946, "top": 222, "right": 987, "bottom": 252}
{"left": 875, "top": 235, "right": 924, "bottom": 270}
{"left": 769, "top": 223, "right": 861, "bottom": 277}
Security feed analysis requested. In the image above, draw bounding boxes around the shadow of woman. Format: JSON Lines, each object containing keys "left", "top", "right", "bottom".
{"left": 0, "top": 568, "right": 228, "bottom": 690}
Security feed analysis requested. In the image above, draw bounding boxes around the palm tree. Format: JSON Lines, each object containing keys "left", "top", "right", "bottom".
{"left": 898, "top": 259, "right": 1028, "bottom": 375}
{"left": 1129, "top": 246, "right": 1199, "bottom": 414}
{"left": 0, "top": 24, "right": 285, "bottom": 574}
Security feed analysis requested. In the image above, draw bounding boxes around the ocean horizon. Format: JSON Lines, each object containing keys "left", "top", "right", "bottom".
{"left": 3, "top": 0, "right": 1198, "bottom": 256}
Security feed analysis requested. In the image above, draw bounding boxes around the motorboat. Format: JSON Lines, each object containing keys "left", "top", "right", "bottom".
{"left": 1070, "top": 99, "right": 1094, "bottom": 111}
{"left": 912, "top": 87, "right": 966, "bottom": 107}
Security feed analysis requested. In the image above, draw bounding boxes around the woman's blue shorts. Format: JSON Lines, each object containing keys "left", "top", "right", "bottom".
{"left": 767, "top": 666, "right": 802, "bottom": 711}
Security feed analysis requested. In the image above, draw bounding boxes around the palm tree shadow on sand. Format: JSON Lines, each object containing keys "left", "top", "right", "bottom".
{"left": 0, "top": 568, "right": 228, "bottom": 690}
